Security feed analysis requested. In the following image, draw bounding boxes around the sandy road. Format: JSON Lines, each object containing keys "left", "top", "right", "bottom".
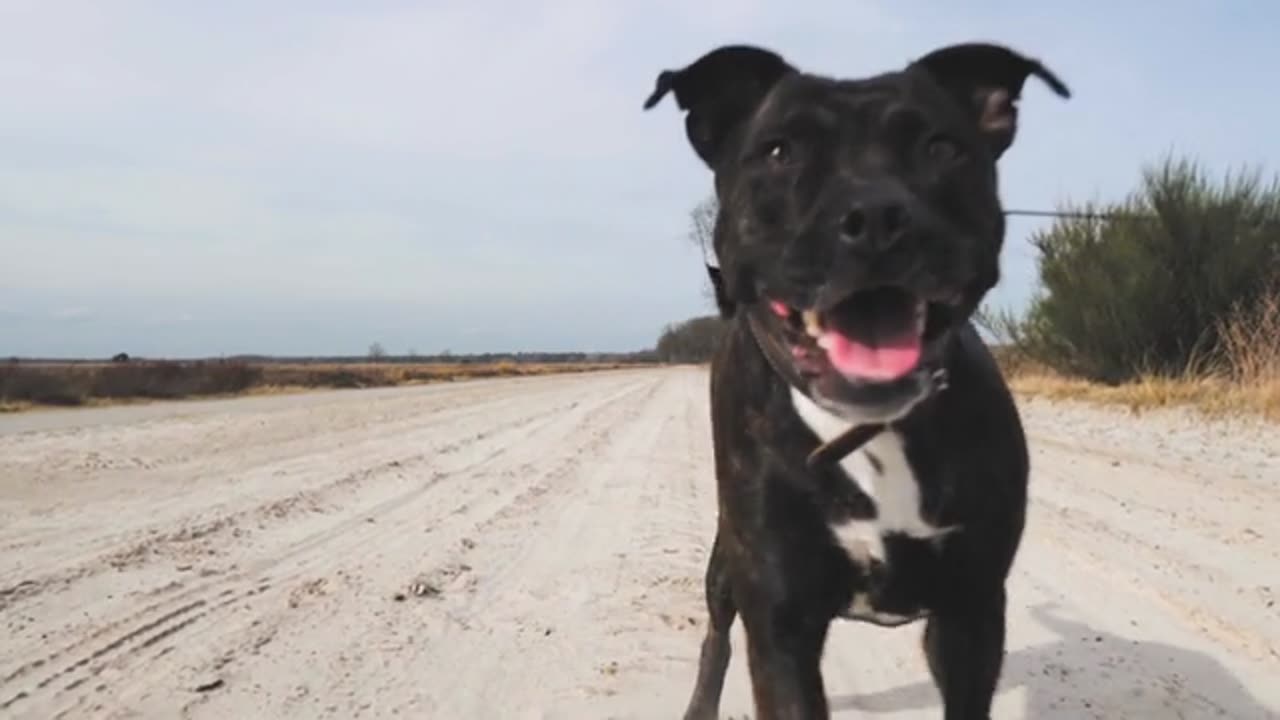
{"left": 1, "top": 367, "right": 1278, "bottom": 719}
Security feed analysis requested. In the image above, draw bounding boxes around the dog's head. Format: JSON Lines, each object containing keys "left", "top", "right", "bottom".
{"left": 645, "top": 42, "right": 1069, "bottom": 422}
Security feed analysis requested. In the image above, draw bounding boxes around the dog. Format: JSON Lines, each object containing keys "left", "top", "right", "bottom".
{"left": 643, "top": 41, "right": 1069, "bottom": 719}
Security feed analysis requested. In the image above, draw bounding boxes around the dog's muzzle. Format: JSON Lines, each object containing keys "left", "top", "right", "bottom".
{"left": 745, "top": 310, "right": 949, "bottom": 468}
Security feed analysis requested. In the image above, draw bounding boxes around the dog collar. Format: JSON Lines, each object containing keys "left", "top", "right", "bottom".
{"left": 805, "top": 422, "right": 886, "bottom": 469}
{"left": 804, "top": 367, "right": 949, "bottom": 468}
{"left": 744, "top": 310, "right": 949, "bottom": 469}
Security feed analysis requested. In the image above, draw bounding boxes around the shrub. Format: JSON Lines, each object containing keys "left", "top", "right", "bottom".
{"left": 90, "top": 361, "right": 263, "bottom": 398}
{"left": 1007, "top": 155, "right": 1280, "bottom": 383}
{"left": 0, "top": 366, "right": 89, "bottom": 406}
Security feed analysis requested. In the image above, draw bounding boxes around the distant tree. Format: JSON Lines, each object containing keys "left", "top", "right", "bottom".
{"left": 368, "top": 342, "right": 387, "bottom": 362}
{"left": 689, "top": 196, "right": 722, "bottom": 310}
{"left": 111, "top": 352, "right": 130, "bottom": 363}
{"left": 654, "top": 315, "right": 728, "bottom": 363}
{"left": 689, "top": 195, "right": 717, "bottom": 252}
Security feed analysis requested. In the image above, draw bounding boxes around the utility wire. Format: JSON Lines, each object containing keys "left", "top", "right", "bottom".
{"left": 1004, "top": 208, "right": 1156, "bottom": 221}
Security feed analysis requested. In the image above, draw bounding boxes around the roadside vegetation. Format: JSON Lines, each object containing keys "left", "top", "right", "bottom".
{"left": 0, "top": 355, "right": 650, "bottom": 411}
{"left": 981, "top": 155, "right": 1280, "bottom": 420}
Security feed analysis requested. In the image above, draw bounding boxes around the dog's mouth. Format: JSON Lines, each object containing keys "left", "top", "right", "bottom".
{"left": 769, "top": 286, "right": 959, "bottom": 384}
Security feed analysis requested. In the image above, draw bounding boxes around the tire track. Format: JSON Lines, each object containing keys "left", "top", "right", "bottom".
{"left": 153, "top": 377, "right": 665, "bottom": 719}
{"left": 1, "top": 376, "right": 656, "bottom": 719}
{"left": 0, "top": 379, "right": 642, "bottom": 717}
{"left": 0, "top": 374, "right": 594, "bottom": 559}
{"left": 0, "top": 392, "right": 580, "bottom": 614}
{"left": 128, "top": 382, "right": 657, "bottom": 717}
{"left": 405, "top": 377, "right": 688, "bottom": 717}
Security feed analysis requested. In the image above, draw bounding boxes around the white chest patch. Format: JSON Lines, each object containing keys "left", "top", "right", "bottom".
{"left": 791, "top": 388, "right": 957, "bottom": 567}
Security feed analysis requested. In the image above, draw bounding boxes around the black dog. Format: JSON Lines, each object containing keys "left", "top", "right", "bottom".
{"left": 644, "top": 42, "right": 1069, "bottom": 719}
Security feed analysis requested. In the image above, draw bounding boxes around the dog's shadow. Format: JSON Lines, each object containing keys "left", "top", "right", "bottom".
{"left": 831, "top": 604, "right": 1278, "bottom": 719}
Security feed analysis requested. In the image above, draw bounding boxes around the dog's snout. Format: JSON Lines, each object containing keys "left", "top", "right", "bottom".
{"left": 841, "top": 198, "right": 909, "bottom": 252}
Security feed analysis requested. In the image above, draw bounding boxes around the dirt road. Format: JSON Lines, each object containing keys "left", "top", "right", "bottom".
{"left": 1, "top": 368, "right": 1278, "bottom": 719}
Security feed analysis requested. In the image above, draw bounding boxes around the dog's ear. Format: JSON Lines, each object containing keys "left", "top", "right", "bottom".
{"left": 910, "top": 43, "right": 1069, "bottom": 158}
{"left": 643, "top": 45, "right": 797, "bottom": 168}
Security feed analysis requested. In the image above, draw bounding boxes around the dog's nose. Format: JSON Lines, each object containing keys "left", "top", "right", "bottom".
{"left": 841, "top": 199, "right": 909, "bottom": 252}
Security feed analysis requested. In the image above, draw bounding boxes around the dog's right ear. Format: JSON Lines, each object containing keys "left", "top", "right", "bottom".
{"left": 643, "top": 45, "right": 797, "bottom": 169}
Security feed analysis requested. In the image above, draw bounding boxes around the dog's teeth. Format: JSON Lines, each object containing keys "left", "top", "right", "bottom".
{"left": 913, "top": 300, "right": 927, "bottom": 333}
{"left": 802, "top": 310, "right": 824, "bottom": 337}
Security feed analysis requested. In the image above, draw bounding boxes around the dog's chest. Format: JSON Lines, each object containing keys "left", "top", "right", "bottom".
{"left": 790, "top": 388, "right": 953, "bottom": 567}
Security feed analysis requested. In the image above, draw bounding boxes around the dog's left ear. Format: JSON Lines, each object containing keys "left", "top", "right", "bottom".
{"left": 643, "top": 45, "right": 797, "bottom": 168}
{"left": 910, "top": 43, "right": 1070, "bottom": 158}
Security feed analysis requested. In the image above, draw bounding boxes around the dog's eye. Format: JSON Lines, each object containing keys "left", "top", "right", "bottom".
{"left": 925, "top": 135, "right": 961, "bottom": 164}
{"left": 762, "top": 139, "right": 791, "bottom": 165}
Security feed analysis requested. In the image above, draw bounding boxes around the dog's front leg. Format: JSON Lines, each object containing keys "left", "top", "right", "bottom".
{"left": 740, "top": 602, "right": 832, "bottom": 720}
{"left": 922, "top": 588, "right": 1007, "bottom": 720}
{"left": 682, "top": 531, "right": 737, "bottom": 720}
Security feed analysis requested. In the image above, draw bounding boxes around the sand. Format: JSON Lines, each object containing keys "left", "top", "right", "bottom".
{"left": 1, "top": 367, "right": 1277, "bottom": 719}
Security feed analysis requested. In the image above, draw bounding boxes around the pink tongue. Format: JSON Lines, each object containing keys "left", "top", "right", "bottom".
{"left": 818, "top": 330, "right": 921, "bottom": 381}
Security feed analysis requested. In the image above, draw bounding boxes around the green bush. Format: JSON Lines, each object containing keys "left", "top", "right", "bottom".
{"left": 1005, "top": 155, "right": 1280, "bottom": 383}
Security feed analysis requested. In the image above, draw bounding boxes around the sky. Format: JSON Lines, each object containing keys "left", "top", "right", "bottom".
{"left": 2, "top": 0, "right": 1279, "bottom": 358}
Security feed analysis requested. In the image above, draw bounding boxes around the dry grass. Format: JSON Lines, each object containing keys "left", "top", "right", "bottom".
{"left": 254, "top": 361, "right": 642, "bottom": 391}
{"left": 1001, "top": 282, "right": 1280, "bottom": 422}
{"left": 0, "top": 360, "right": 647, "bottom": 411}
{"left": 1007, "top": 372, "right": 1280, "bottom": 421}
{"left": 1216, "top": 278, "right": 1280, "bottom": 383}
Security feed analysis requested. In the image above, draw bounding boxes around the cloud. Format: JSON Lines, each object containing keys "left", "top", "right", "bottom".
{"left": 50, "top": 307, "right": 94, "bottom": 321}
{"left": 211, "top": 3, "right": 629, "bottom": 157}
{"left": 143, "top": 312, "right": 194, "bottom": 327}
{"left": 3, "top": 1, "right": 1280, "bottom": 357}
